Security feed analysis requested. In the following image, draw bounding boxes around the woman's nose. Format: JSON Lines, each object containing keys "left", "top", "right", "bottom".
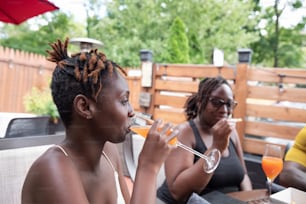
{"left": 219, "top": 103, "right": 231, "bottom": 113}
{"left": 128, "top": 103, "right": 135, "bottom": 118}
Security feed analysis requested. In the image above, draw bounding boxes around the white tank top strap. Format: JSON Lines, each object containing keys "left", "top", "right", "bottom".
{"left": 102, "top": 151, "right": 125, "bottom": 204}
{"left": 53, "top": 144, "right": 68, "bottom": 156}
{"left": 102, "top": 151, "right": 116, "bottom": 172}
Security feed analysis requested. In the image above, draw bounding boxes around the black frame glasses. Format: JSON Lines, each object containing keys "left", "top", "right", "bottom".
{"left": 208, "top": 97, "right": 238, "bottom": 110}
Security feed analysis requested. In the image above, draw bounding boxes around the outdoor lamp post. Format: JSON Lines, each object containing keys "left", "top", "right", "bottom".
{"left": 237, "top": 48, "right": 253, "bottom": 64}
{"left": 139, "top": 49, "right": 153, "bottom": 109}
{"left": 69, "top": 37, "right": 103, "bottom": 52}
{"left": 139, "top": 49, "right": 153, "bottom": 88}
{"left": 139, "top": 49, "right": 153, "bottom": 62}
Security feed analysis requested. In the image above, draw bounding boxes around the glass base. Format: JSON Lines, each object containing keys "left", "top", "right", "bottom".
{"left": 203, "top": 148, "right": 221, "bottom": 173}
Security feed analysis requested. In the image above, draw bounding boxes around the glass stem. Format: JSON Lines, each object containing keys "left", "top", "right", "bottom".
{"left": 267, "top": 179, "right": 272, "bottom": 195}
{"left": 176, "top": 141, "right": 208, "bottom": 161}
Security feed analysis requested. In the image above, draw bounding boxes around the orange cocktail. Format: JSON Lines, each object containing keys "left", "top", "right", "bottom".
{"left": 130, "top": 126, "right": 177, "bottom": 145}
{"left": 262, "top": 156, "right": 283, "bottom": 180}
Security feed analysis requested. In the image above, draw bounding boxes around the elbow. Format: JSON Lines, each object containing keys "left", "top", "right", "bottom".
{"left": 168, "top": 183, "right": 205, "bottom": 202}
{"left": 168, "top": 186, "right": 189, "bottom": 202}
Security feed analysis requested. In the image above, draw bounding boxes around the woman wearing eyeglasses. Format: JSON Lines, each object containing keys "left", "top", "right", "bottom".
{"left": 157, "top": 76, "right": 252, "bottom": 204}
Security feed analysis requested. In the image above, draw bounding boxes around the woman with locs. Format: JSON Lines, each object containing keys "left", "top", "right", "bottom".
{"left": 21, "top": 38, "right": 178, "bottom": 204}
{"left": 157, "top": 77, "right": 252, "bottom": 203}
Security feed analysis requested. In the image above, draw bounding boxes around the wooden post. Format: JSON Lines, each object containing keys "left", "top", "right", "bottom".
{"left": 138, "top": 50, "right": 155, "bottom": 117}
{"left": 233, "top": 63, "right": 248, "bottom": 147}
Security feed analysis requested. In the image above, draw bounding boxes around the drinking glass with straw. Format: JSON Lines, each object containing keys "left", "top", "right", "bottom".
{"left": 130, "top": 113, "right": 227, "bottom": 173}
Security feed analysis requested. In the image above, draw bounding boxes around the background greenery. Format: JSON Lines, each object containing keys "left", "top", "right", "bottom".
{"left": 0, "top": 0, "right": 305, "bottom": 68}
{"left": 23, "top": 86, "right": 59, "bottom": 122}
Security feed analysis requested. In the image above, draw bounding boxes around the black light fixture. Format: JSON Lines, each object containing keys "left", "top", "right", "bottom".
{"left": 237, "top": 48, "right": 252, "bottom": 64}
{"left": 139, "top": 49, "right": 153, "bottom": 62}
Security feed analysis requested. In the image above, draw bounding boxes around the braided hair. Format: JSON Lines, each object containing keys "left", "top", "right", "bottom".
{"left": 184, "top": 76, "right": 231, "bottom": 120}
{"left": 47, "top": 38, "right": 126, "bottom": 127}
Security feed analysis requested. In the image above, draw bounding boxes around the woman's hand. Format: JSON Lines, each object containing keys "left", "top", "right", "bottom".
{"left": 211, "top": 118, "right": 233, "bottom": 153}
{"left": 131, "top": 120, "right": 178, "bottom": 204}
{"left": 138, "top": 120, "right": 178, "bottom": 173}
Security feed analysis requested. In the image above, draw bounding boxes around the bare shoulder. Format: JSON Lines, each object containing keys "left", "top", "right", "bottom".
{"left": 177, "top": 121, "right": 192, "bottom": 136}
{"left": 177, "top": 121, "right": 195, "bottom": 145}
{"left": 23, "top": 146, "right": 71, "bottom": 185}
{"left": 22, "top": 146, "right": 86, "bottom": 204}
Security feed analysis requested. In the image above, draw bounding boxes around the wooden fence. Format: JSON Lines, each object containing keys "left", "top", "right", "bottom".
{"left": 0, "top": 46, "right": 54, "bottom": 112}
{"left": 138, "top": 63, "right": 306, "bottom": 156}
{"left": 0, "top": 46, "right": 141, "bottom": 113}
{"left": 1, "top": 46, "right": 306, "bottom": 156}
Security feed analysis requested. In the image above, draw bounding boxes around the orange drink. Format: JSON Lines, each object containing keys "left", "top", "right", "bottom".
{"left": 131, "top": 116, "right": 221, "bottom": 173}
{"left": 262, "top": 156, "right": 283, "bottom": 180}
{"left": 130, "top": 125, "right": 177, "bottom": 145}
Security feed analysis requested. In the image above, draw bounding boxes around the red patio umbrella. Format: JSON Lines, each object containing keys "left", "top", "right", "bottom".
{"left": 0, "top": 0, "right": 59, "bottom": 25}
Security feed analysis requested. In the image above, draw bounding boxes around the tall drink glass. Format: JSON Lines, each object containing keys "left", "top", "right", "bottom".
{"left": 130, "top": 115, "right": 221, "bottom": 173}
{"left": 261, "top": 144, "right": 284, "bottom": 203}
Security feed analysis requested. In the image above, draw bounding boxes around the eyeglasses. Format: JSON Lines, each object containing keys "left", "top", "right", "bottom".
{"left": 209, "top": 97, "right": 238, "bottom": 110}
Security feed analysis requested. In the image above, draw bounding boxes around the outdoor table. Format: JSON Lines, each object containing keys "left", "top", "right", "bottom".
{"left": 227, "top": 189, "right": 268, "bottom": 203}
{"left": 200, "top": 189, "right": 268, "bottom": 204}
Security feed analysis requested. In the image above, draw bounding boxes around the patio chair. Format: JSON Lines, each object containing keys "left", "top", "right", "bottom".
{"left": 4, "top": 116, "right": 50, "bottom": 138}
{"left": 123, "top": 132, "right": 137, "bottom": 181}
{"left": 122, "top": 131, "right": 166, "bottom": 188}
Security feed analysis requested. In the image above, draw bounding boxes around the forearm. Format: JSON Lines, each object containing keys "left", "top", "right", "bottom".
{"left": 280, "top": 169, "right": 306, "bottom": 191}
{"left": 130, "top": 165, "right": 158, "bottom": 204}
{"left": 168, "top": 161, "right": 213, "bottom": 201}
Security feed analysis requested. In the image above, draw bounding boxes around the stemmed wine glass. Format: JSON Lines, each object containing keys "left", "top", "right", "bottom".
{"left": 130, "top": 114, "right": 221, "bottom": 173}
{"left": 261, "top": 144, "right": 284, "bottom": 203}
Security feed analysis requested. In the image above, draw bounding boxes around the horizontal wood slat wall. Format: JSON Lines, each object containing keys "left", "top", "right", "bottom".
{"left": 141, "top": 63, "right": 306, "bottom": 156}
{"left": 245, "top": 121, "right": 300, "bottom": 140}
{"left": 126, "top": 76, "right": 141, "bottom": 112}
{"left": 236, "top": 66, "right": 306, "bottom": 155}
{"left": 140, "top": 64, "right": 237, "bottom": 125}
{"left": 154, "top": 108, "right": 186, "bottom": 124}
{"left": 248, "top": 86, "right": 306, "bottom": 102}
{"left": 2, "top": 46, "right": 306, "bottom": 157}
{"left": 154, "top": 93, "right": 188, "bottom": 108}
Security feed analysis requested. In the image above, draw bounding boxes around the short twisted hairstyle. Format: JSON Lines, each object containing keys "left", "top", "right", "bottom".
{"left": 184, "top": 76, "right": 231, "bottom": 120}
{"left": 47, "top": 38, "right": 126, "bottom": 127}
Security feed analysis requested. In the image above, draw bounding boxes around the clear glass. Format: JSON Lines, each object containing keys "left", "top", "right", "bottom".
{"left": 261, "top": 144, "right": 284, "bottom": 203}
{"left": 130, "top": 115, "right": 221, "bottom": 173}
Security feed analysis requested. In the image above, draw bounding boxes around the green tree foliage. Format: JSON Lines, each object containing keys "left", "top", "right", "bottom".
{"left": 250, "top": 0, "right": 306, "bottom": 68}
{"left": 84, "top": 0, "right": 105, "bottom": 38}
{"left": 92, "top": 0, "right": 258, "bottom": 66}
{"left": 1, "top": 0, "right": 304, "bottom": 68}
{"left": 91, "top": 0, "right": 168, "bottom": 67}
{"left": 24, "top": 86, "right": 59, "bottom": 122}
{"left": 163, "top": 17, "right": 189, "bottom": 63}
{"left": 0, "top": 12, "right": 84, "bottom": 56}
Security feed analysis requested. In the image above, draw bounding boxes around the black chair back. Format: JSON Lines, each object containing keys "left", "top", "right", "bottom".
{"left": 4, "top": 116, "right": 50, "bottom": 138}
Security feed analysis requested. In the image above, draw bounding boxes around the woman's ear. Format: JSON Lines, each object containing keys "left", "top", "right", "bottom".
{"left": 73, "top": 94, "right": 93, "bottom": 119}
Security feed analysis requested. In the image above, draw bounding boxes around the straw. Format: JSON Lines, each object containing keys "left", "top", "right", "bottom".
{"left": 134, "top": 114, "right": 155, "bottom": 125}
{"left": 227, "top": 118, "right": 242, "bottom": 122}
